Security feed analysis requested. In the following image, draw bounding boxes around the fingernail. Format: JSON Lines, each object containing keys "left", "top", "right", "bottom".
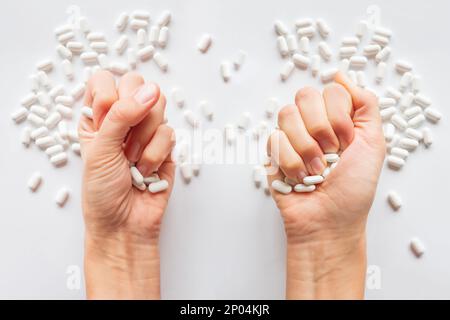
{"left": 129, "top": 142, "right": 141, "bottom": 162}
{"left": 310, "top": 157, "right": 325, "bottom": 175}
{"left": 298, "top": 171, "right": 307, "bottom": 181}
{"left": 137, "top": 164, "right": 148, "bottom": 177}
{"left": 321, "top": 140, "right": 337, "bottom": 153}
{"left": 134, "top": 83, "right": 157, "bottom": 105}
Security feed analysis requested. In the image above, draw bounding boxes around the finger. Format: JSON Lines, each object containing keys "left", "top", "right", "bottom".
{"left": 97, "top": 83, "right": 160, "bottom": 153}
{"left": 124, "top": 94, "right": 167, "bottom": 163}
{"left": 268, "top": 130, "right": 307, "bottom": 182}
{"left": 323, "top": 83, "right": 354, "bottom": 150}
{"left": 118, "top": 72, "right": 144, "bottom": 98}
{"left": 148, "top": 156, "right": 176, "bottom": 200}
{"left": 136, "top": 125, "right": 176, "bottom": 177}
{"left": 277, "top": 105, "right": 325, "bottom": 176}
{"left": 295, "top": 87, "right": 340, "bottom": 153}
{"left": 335, "top": 72, "right": 384, "bottom": 146}
{"left": 87, "top": 70, "right": 118, "bottom": 130}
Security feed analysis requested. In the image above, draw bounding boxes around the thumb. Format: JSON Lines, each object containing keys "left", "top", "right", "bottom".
{"left": 335, "top": 72, "right": 384, "bottom": 149}
{"left": 97, "top": 82, "right": 160, "bottom": 149}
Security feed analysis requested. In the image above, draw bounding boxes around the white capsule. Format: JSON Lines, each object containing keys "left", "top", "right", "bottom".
{"left": 383, "top": 123, "right": 396, "bottom": 142}
{"left": 80, "top": 106, "right": 93, "bottom": 119}
{"left": 153, "top": 52, "right": 168, "bottom": 72}
{"left": 143, "top": 173, "right": 160, "bottom": 184}
{"left": 90, "top": 41, "right": 108, "bottom": 53}
{"left": 349, "top": 56, "right": 367, "bottom": 69}
{"left": 184, "top": 110, "right": 199, "bottom": 128}
{"left": 380, "top": 107, "right": 397, "bottom": 121}
{"left": 54, "top": 187, "right": 70, "bottom": 207}
{"left": 298, "top": 36, "right": 309, "bottom": 54}
{"left": 414, "top": 94, "right": 432, "bottom": 108}
{"left": 115, "top": 12, "right": 129, "bottom": 32}
{"left": 30, "top": 126, "right": 48, "bottom": 140}
{"left": 27, "top": 113, "right": 45, "bottom": 127}
{"left": 28, "top": 172, "right": 42, "bottom": 192}
{"left": 324, "top": 153, "right": 339, "bottom": 163}
{"left": 387, "top": 155, "right": 405, "bottom": 170}
{"left": 29, "top": 74, "right": 40, "bottom": 92}
{"left": 387, "top": 191, "right": 402, "bottom": 211}
{"left": 237, "top": 112, "right": 251, "bottom": 130}
{"left": 318, "top": 42, "right": 332, "bottom": 61}
{"left": 399, "top": 72, "right": 413, "bottom": 92}
{"left": 110, "top": 62, "right": 128, "bottom": 75}
{"left": 36, "top": 135, "right": 56, "bottom": 149}
{"left": 148, "top": 179, "right": 169, "bottom": 194}
{"left": 21, "top": 127, "right": 32, "bottom": 147}
{"left": 54, "top": 24, "right": 73, "bottom": 36}
{"left": 386, "top": 87, "right": 402, "bottom": 101}
{"left": 146, "top": 26, "right": 159, "bottom": 45}
{"left": 280, "top": 61, "right": 295, "bottom": 81}
{"left": 126, "top": 48, "right": 137, "bottom": 70}
{"left": 197, "top": 33, "right": 213, "bottom": 53}
{"left": 87, "top": 32, "right": 105, "bottom": 42}
{"left": 156, "top": 10, "right": 171, "bottom": 26}
{"left": 316, "top": 18, "right": 330, "bottom": 38}
{"left": 130, "top": 166, "right": 144, "bottom": 185}
{"left": 386, "top": 134, "right": 400, "bottom": 152}
{"left": 400, "top": 92, "right": 415, "bottom": 110}
{"left": 355, "top": 20, "right": 368, "bottom": 38}
{"left": 297, "top": 26, "right": 315, "bottom": 38}
{"left": 391, "top": 114, "right": 408, "bottom": 131}
{"left": 320, "top": 68, "right": 338, "bottom": 83}
{"left": 97, "top": 54, "right": 110, "bottom": 70}
{"left": 390, "top": 147, "right": 409, "bottom": 160}
{"left": 295, "top": 18, "right": 313, "bottom": 28}
{"left": 158, "top": 26, "right": 169, "bottom": 48}
{"left": 276, "top": 36, "right": 289, "bottom": 57}
{"left": 137, "top": 45, "right": 155, "bottom": 61}
{"left": 379, "top": 97, "right": 396, "bottom": 109}
{"left": 339, "top": 46, "right": 357, "bottom": 58}
{"left": 135, "top": 28, "right": 147, "bottom": 48}
{"left": 45, "top": 112, "right": 62, "bottom": 129}
{"left": 131, "top": 10, "right": 150, "bottom": 21}
{"left": 363, "top": 44, "right": 381, "bottom": 57}
{"left": 375, "top": 47, "right": 391, "bottom": 63}
{"left": 356, "top": 71, "right": 366, "bottom": 88}
{"left": 180, "top": 162, "right": 193, "bottom": 183}
{"left": 36, "top": 59, "right": 53, "bottom": 73}
{"left": 50, "top": 152, "right": 68, "bottom": 167}
{"left": 61, "top": 59, "right": 74, "bottom": 80}
{"left": 422, "top": 128, "right": 433, "bottom": 147}
{"left": 57, "top": 121, "right": 68, "bottom": 139}
{"left": 30, "top": 105, "right": 48, "bottom": 118}
{"left": 286, "top": 34, "right": 298, "bottom": 53}
{"left": 410, "top": 237, "right": 425, "bottom": 258}
{"left": 303, "top": 175, "right": 324, "bottom": 185}
{"left": 399, "top": 138, "right": 419, "bottom": 151}
{"left": 272, "top": 180, "right": 292, "bottom": 194}
{"left": 403, "top": 106, "right": 422, "bottom": 120}
{"left": 46, "top": 144, "right": 64, "bottom": 157}
{"left": 199, "top": 101, "right": 214, "bottom": 120}
{"left": 374, "top": 26, "right": 392, "bottom": 38}
{"left": 294, "top": 184, "right": 316, "bottom": 193}
{"left": 265, "top": 98, "right": 279, "bottom": 118}
{"left": 322, "top": 167, "right": 331, "bottom": 178}
{"left": 292, "top": 54, "right": 310, "bottom": 69}
{"left": 342, "top": 36, "right": 360, "bottom": 46}
{"left": 412, "top": 75, "right": 421, "bottom": 93}
{"left": 81, "top": 52, "right": 98, "bottom": 64}
{"left": 233, "top": 50, "right": 247, "bottom": 70}
{"left": 37, "top": 71, "right": 51, "bottom": 89}
{"left": 66, "top": 41, "right": 84, "bottom": 54}
{"left": 405, "top": 128, "right": 423, "bottom": 141}
{"left": 220, "top": 61, "right": 232, "bottom": 82}
{"left": 83, "top": 67, "right": 92, "bottom": 83}
{"left": 274, "top": 20, "right": 289, "bottom": 36}
{"left": 49, "top": 85, "right": 65, "bottom": 100}
{"left": 372, "top": 34, "right": 389, "bottom": 47}
{"left": 56, "top": 104, "right": 72, "bottom": 119}
{"left": 339, "top": 59, "right": 350, "bottom": 73}
{"left": 58, "top": 31, "right": 75, "bottom": 44}
{"left": 408, "top": 114, "right": 426, "bottom": 128}
{"left": 424, "top": 108, "right": 442, "bottom": 123}
{"left": 311, "top": 55, "right": 320, "bottom": 77}
{"left": 56, "top": 45, "right": 73, "bottom": 61}
{"left": 67, "top": 130, "right": 79, "bottom": 143}
{"left": 71, "top": 83, "right": 86, "bottom": 100}
{"left": 130, "top": 19, "right": 148, "bottom": 30}
{"left": 12, "top": 107, "right": 29, "bottom": 124}
{"left": 114, "top": 35, "right": 128, "bottom": 55}
{"left": 172, "top": 88, "right": 185, "bottom": 108}
{"left": 224, "top": 124, "right": 236, "bottom": 145}
{"left": 253, "top": 166, "right": 265, "bottom": 188}
{"left": 54, "top": 132, "right": 69, "bottom": 149}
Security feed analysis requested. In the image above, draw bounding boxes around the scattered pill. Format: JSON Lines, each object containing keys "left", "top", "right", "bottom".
{"left": 200, "top": 101, "right": 214, "bottom": 120}
{"left": 297, "top": 26, "right": 315, "bottom": 38}
{"left": 383, "top": 123, "right": 396, "bottom": 142}
{"left": 355, "top": 20, "right": 368, "bottom": 38}
{"left": 148, "top": 179, "right": 169, "bottom": 193}
{"left": 403, "top": 106, "right": 422, "bottom": 120}
{"left": 292, "top": 54, "right": 310, "bottom": 69}
{"left": 180, "top": 162, "right": 193, "bottom": 183}
{"left": 71, "top": 83, "right": 86, "bottom": 100}
{"left": 184, "top": 110, "right": 199, "bottom": 128}
{"left": 318, "top": 42, "right": 332, "bottom": 61}
{"left": 339, "top": 46, "right": 357, "bottom": 58}
{"left": 287, "top": 34, "right": 298, "bottom": 53}
{"left": 11, "top": 107, "right": 28, "bottom": 123}
{"left": 316, "top": 18, "right": 330, "bottom": 38}
{"left": 280, "top": 61, "right": 295, "bottom": 81}
{"left": 387, "top": 191, "right": 402, "bottom": 211}
{"left": 399, "top": 138, "right": 419, "bottom": 151}
{"left": 28, "top": 172, "right": 43, "bottom": 192}
{"left": 320, "top": 68, "right": 338, "bottom": 83}
{"left": 414, "top": 94, "right": 432, "bottom": 108}
{"left": 422, "top": 128, "right": 433, "bottom": 147}
{"left": 424, "top": 108, "right": 442, "bottom": 123}
{"left": 372, "top": 34, "right": 389, "bottom": 47}
{"left": 55, "top": 187, "right": 70, "bottom": 207}
{"left": 395, "top": 60, "right": 413, "bottom": 74}
{"left": 137, "top": 45, "right": 155, "bottom": 61}
{"left": 342, "top": 36, "right": 360, "bottom": 46}
{"left": 391, "top": 147, "right": 409, "bottom": 160}
{"left": 130, "top": 166, "right": 144, "bottom": 185}
{"left": 311, "top": 55, "right": 320, "bottom": 77}
{"left": 405, "top": 128, "right": 423, "bottom": 141}
{"left": 172, "top": 88, "right": 185, "bottom": 108}
{"left": 158, "top": 26, "right": 169, "bottom": 48}
{"left": 153, "top": 52, "right": 168, "bottom": 72}
{"left": 45, "top": 112, "right": 62, "bottom": 129}
{"left": 237, "top": 112, "right": 251, "bottom": 130}
{"left": 276, "top": 36, "right": 289, "bottom": 57}
{"left": 387, "top": 155, "right": 405, "bottom": 170}
{"left": 81, "top": 106, "right": 94, "bottom": 119}
{"left": 408, "top": 114, "right": 426, "bottom": 128}
{"left": 274, "top": 20, "right": 289, "bottom": 36}
{"left": 391, "top": 114, "right": 408, "bottom": 131}
{"left": 116, "top": 12, "right": 129, "bottom": 32}
{"left": 375, "top": 46, "right": 391, "bottom": 63}
{"left": 410, "top": 237, "right": 425, "bottom": 258}
{"left": 115, "top": 35, "right": 128, "bottom": 55}
{"left": 224, "top": 124, "right": 236, "bottom": 145}
{"left": 130, "top": 19, "right": 148, "bottom": 30}
{"left": 46, "top": 144, "right": 64, "bottom": 157}
{"left": 272, "top": 180, "right": 292, "bottom": 194}
{"left": 21, "top": 127, "right": 32, "bottom": 147}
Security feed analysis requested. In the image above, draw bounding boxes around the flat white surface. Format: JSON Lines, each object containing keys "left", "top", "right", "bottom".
{"left": 0, "top": 0, "right": 449, "bottom": 299}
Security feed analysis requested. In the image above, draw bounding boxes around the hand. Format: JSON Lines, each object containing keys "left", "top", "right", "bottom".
{"left": 267, "top": 73, "right": 385, "bottom": 299}
{"left": 79, "top": 71, "right": 176, "bottom": 299}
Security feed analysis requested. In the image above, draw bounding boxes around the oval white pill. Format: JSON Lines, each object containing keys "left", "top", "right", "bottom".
{"left": 148, "top": 179, "right": 169, "bottom": 194}
{"left": 387, "top": 191, "right": 402, "bottom": 211}
{"left": 303, "top": 175, "right": 324, "bottom": 185}
{"left": 28, "top": 172, "right": 43, "bottom": 192}
{"left": 55, "top": 187, "right": 70, "bottom": 207}
{"left": 294, "top": 184, "right": 316, "bottom": 193}
{"left": 272, "top": 180, "right": 292, "bottom": 194}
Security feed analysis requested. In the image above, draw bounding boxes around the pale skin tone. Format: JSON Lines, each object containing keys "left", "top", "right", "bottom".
{"left": 81, "top": 71, "right": 385, "bottom": 299}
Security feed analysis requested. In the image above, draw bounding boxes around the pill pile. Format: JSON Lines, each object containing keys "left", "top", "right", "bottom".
{"left": 265, "top": 16, "right": 443, "bottom": 257}
{"left": 12, "top": 8, "right": 178, "bottom": 205}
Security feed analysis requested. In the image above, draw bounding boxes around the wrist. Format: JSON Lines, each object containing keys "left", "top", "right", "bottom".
{"left": 286, "top": 230, "right": 367, "bottom": 300}
{"left": 84, "top": 232, "right": 161, "bottom": 299}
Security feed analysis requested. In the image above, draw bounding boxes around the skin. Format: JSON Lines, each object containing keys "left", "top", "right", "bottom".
{"left": 79, "top": 71, "right": 175, "bottom": 299}
{"left": 81, "top": 70, "right": 385, "bottom": 300}
{"left": 267, "top": 72, "right": 386, "bottom": 299}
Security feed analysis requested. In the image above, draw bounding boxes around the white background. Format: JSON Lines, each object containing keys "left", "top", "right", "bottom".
{"left": 0, "top": 0, "right": 449, "bottom": 299}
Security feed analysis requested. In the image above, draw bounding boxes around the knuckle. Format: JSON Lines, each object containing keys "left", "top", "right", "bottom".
{"left": 278, "top": 105, "right": 297, "bottom": 122}
{"left": 283, "top": 159, "right": 301, "bottom": 172}
{"left": 94, "top": 92, "right": 117, "bottom": 109}
{"left": 296, "top": 86, "right": 320, "bottom": 102}
{"left": 309, "top": 123, "right": 332, "bottom": 139}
